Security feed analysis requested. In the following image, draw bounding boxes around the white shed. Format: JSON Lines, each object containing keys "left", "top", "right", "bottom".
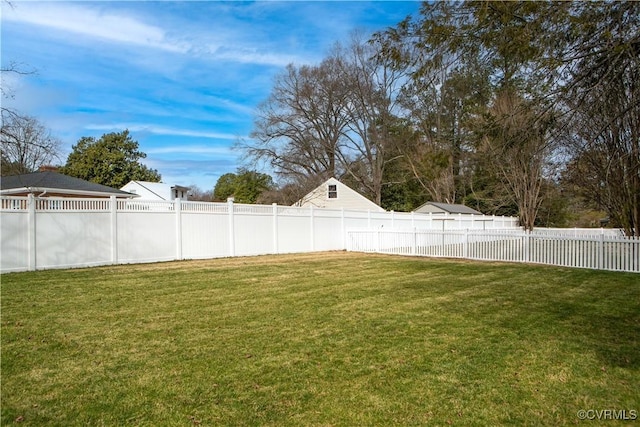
{"left": 293, "top": 177, "right": 384, "bottom": 212}
{"left": 120, "top": 181, "right": 190, "bottom": 201}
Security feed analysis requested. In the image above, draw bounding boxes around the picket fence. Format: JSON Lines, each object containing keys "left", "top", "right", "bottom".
{"left": 0, "top": 195, "right": 518, "bottom": 272}
{"left": 346, "top": 228, "right": 640, "bottom": 273}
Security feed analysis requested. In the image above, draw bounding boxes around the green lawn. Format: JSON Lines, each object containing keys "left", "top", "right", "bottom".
{"left": 1, "top": 252, "right": 639, "bottom": 426}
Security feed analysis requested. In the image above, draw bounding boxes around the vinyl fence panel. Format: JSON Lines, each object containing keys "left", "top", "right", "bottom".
{"left": 347, "top": 228, "right": 639, "bottom": 273}
{"left": 0, "top": 202, "right": 29, "bottom": 272}
{"left": 8, "top": 195, "right": 633, "bottom": 273}
{"left": 117, "top": 206, "right": 177, "bottom": 264}
{"left": 36, "top": 210, "right": 112, "bottom": 269}
{"left": 181, "top": 203, "right": 230, "bottom": 259}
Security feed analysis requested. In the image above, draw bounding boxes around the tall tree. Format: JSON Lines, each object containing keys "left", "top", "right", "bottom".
{"left": 557, "top": 2, "right": 640, "bottom": 236}
{"left": 393, "top": 62, "right": 492, "bottom": 205}
{"left": 1, "top": 112, "right": 61, "bottom": 175}
{"left": 375, "top": 1, "right": 566, "bottom": 223}
{"left": 332, "top": 33, "right": 409, "bottom": 206}
{"left": 244, "top": 33, "right": 410, "bottom": 206}
{"left": 213, "top": 169, "right": 275, "bottom": 204}
{"left": 61, "top": 130, "right": 160, "bottom": 188}
{"left": 477, "top": 90, "right": 557, "bottom": 230}
{"left": 213, "top": 173, "right": 238, "bottom": 201}
{"left": 244, "top": 57, "right": 351, "bottom": 188}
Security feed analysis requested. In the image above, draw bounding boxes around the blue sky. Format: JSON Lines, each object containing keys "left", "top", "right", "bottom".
{"left": 1, "top": 1, "right": 420, "bottom": 190}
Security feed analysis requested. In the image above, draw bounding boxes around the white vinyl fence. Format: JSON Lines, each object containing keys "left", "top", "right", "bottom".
{"left": 347, "top": 228, "right": 640, "bottom": 273}
{"left": 0, "top": 195, "right": 518, "bottom": 272}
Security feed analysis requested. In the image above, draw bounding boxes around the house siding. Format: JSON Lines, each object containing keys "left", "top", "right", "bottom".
{"left": 296, "top": 178, "right": 384, "bottom": 212}
{"left": 121, "top": 181, "right": 189, "bottom": 201}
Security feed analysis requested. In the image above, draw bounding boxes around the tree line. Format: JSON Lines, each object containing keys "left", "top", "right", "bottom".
{"left": 240, "top": 1, "right": 639, "bottom": 236}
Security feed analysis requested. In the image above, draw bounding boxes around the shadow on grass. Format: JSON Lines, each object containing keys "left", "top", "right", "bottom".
{"left": 413, "top": 261, "right": 640, "bottom": 370}
{"left": 546, "top": 298, "right": 640, "bottom": 369}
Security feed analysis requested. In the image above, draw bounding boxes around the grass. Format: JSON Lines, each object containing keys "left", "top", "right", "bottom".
{"left": 1, "top": 252, "right": 639, "bottom": 426}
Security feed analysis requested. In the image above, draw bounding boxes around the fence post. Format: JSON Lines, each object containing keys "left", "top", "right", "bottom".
{"left": 341, "top": 207, "right": 346, "bottom": 250}
{"left": 310, "top": 205, "right": 315, "bottom": 251}
{"left": 175, "top": 198, "right": 182, "bottom": 260}
{"left": 110, "top": 196, "right": 118, "bottom": 265}
{"left": 598, "top": 231, "right": 604, "bottom": 270}
{"left": 27, "top": 194, "right": 36, "bottom": 271}
{"left": 228, "top": 199, "right": 235, "bottom": 257}
{"left": 524, "top": 230, "right": 531, "bottom": 263}
{"left": 412, "top": 227, "right": 417, "bottom": 256}
{"left": 463, "top": 228, "right": 469, "bottom": 259}
{"left": 272, "top": 203, "right": 279, "bottom": 254}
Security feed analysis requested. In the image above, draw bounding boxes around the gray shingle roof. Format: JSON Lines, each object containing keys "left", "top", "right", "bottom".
{"left": 1, "top": 171, "right": 135, "bottom": 197}
{"left": 415, "top": 201, "right": 483, "bottom": 215}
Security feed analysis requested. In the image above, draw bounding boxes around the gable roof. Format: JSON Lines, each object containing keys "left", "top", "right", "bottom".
{"left": 1, "top": 171, "right": 137, "bottom": 198}
{"left": 120, "top": 181, "right": 190, "bottom": 200}
{"left": 294, "top": 177, "right": 384, "bottom": 212}
{"left": 414, "top": 201, "right": 482, "bottom": 215}
{"left": 122, "top": 181, "right": 169, "bottom": 200}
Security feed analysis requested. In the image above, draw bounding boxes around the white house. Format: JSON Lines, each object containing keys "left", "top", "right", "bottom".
{"left": 120, "top": 181, "right": 190, "bottom": 201}
{"left": 293, "top": 177, "right": 384, "bottom": 212}
{"left": 414, "top": 201, "right": 482, "bottom": 215}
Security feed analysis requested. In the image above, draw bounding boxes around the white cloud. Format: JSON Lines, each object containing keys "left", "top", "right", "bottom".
{"left": 198, "top": 40, "right": 310, "bottom": 67}
{"left": 3, "top": 1, "right": 316, "bottom": 67}
{"left": 3, "top": 1, "right": 324, "bottom": 67}
{"left": 3, "top": 2, "right": 190, "bottom": 53}
{"left": 146, "top": 145, "right": 234, "bottom": 156}
{"left": 85, "top": 123, "right": 240, "bottom": 140}
{"left": 214, "top": 48, "right": 305, "bottom": 68}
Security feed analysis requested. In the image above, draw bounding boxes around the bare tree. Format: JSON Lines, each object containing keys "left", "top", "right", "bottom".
{"left": 0, "top": 32, "right": 51, "bottom": 176}
{"left": 1, "top": 112, "right": 62, "bottom": 175}
{"left": 558, "top": 2, "right": 640, "bottom": 236}
{"left": 327, "top": 33, "right": 410, "bottom": 206}
{"left": 244, "top": 57, "right": 351, "bottom": 189}
{"left": 1, "top": 60, "right": 37, "bottom": 118}
{"left": 394, "top": 63, "right": 492, "bottom": 205}
{"left": 562, "top": 61, "right": 639, "bottom": 236}
{"left": 186, "top": 185, "right": 214, "bottom": 202}
{"left": 243, "top": 33, "right": 410, "bottom": 206}
{"left": 478, "top": 90, "right": 556, "bottom": 231}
